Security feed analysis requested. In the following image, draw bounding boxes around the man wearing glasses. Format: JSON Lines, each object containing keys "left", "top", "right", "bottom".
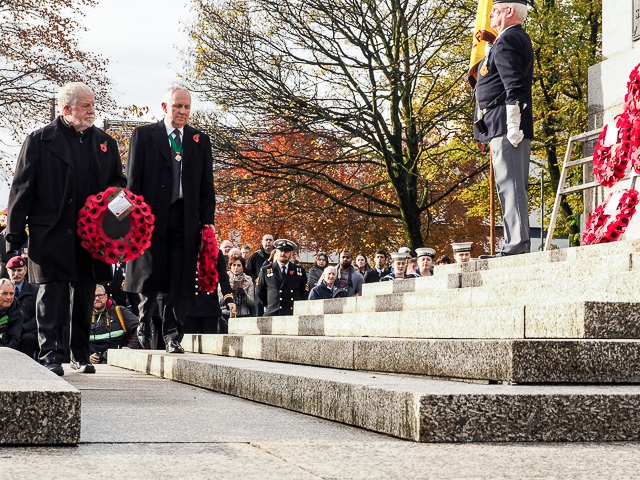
{"left": 474, "top": 0, "right": 533, "bottom": 258}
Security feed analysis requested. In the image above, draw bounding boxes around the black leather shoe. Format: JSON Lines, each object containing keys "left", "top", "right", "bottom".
{"left": 70, "top": 361, "right": 96, "bottom": 373}
{"left": 45, "top": 363, "right": 64, "bottom": 376}
{"left": 137, "top": 322, "right": 152, "bottom": 349}
{"left": 166, "top": 340, "right": 184, "bottom": 354}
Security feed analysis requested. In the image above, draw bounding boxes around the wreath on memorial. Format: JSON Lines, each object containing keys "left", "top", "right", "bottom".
{"left": 582, "top": 189, "right": 639, "bottom": 245}
{"left": 77, "top": 186, "right": 155, "bottom": 263}
{"left": 195, "top": 226, "right": 219, "bottom": 293}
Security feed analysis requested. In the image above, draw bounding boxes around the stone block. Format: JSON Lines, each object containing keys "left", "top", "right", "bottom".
{"left": 0, "top": 349, "right": 81, "bottom": 445}
{"left": 108, "top": 349, "right": 640, "bottom": 442}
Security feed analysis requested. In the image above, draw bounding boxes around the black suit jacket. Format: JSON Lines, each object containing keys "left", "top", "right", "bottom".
{"left": 257, "top": 262, "right": 309, "bottom": 316}
{"left": 363, "top": 268, "right": 390, "bottom": 284}
{"left": 6, "top": 117, "right": 126, "bottom": 283}
{"left": 124, "top": 120, "right": 216, "bottom": 295}
{"left": 474, "top": 24, "right": 533, "bottom": 143}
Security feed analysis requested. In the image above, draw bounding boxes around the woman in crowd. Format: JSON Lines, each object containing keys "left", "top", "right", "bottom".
{"left": 220, "top": 254, "right": 254, "bottom": 318}
{"left": 308, "top": 252, "right": 329, "bottom": 289}
{"left": 354, "top": 254, "right": 371, "bottom": 276}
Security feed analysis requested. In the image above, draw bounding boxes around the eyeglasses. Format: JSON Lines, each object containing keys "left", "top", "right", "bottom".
{"left": 94, "top": 294, "right": 107, "bottom": 299}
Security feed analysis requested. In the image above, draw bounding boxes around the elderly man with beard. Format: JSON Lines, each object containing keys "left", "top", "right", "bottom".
{"left": 7, "top": 256, "right": 39, "bottom": 359}
{"left": 6, "top": 82, "right": 126, "bottom": 376}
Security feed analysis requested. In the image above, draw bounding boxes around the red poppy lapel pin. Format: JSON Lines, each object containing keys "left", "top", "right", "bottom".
{"left": 193, "top": 134, "right": 200, "bottom": 143}
{"left": 100, "top": 141, "right": 108, "bottom": 153}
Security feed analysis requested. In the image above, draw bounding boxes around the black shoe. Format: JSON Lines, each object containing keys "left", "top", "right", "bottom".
{"left": 137, "top": 322, "right": 152, "bottom": 349}
{"left": 45, "top": 363, "right": 64, "bottom": 376}
{"left": 166, "top": 340, "right": 184, "bottom": 354}
{"left": 70, "top": 361, "right": 96, "bottom": 373}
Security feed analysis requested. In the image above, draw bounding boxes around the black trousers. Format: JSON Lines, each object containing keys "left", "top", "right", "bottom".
{"left": 184, "top": 316, "right": 219, "bottom": 334}
{"left": 138, "top": 200, "right": 188, "bottom": 345}
{"left": 36, "top": 248, "right": 95, "bottom": 365}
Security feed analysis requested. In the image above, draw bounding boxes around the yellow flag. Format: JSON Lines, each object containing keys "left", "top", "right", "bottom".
{"left": 468, "top": 0, "right": 498, "bottom": 87}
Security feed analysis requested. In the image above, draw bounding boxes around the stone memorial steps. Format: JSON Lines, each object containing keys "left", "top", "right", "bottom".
{"left": 229, "top": 301, "right": 640, "bottom": 339}
{"left": 0, "top": 349, "right": 81, "bottom": 445}
{"left": 294, "top": 272, "right": 640, "bottom": 315}
{"left": 180, "top": 334, "right": 640, "bottom": 384}
{"left": 107, "top": 348, "right": 640, "bottom": 443}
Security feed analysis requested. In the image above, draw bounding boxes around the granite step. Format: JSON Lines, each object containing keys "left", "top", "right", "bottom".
{"left": 0, "top": 349, "right": 81, "bottom": 445}
{"left": 108, "top": 348, "right": 640, "bottom": 442}
{"left": 229, "top": 301, "right": 640, "bottom": 339}
{"left": 180, "top": 334, "right": 640, "bottom": 384}
{"left": 295, "top": 272, "right": 640, "bottom": 315}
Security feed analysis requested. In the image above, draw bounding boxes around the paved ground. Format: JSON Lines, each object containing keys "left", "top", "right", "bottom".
{"left": 2, "top": 365, "right": 640, "bottom": 479}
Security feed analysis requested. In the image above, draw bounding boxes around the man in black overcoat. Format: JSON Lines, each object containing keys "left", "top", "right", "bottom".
{"left": 256, "top": 239, "right": 309, "bottom": 316}
{"left": 6, "top": 82, "right": 126, "bottom": 376}
{"left": 124, "top": 87, "right": 216, "bottom": 354}
{"left": 474, "top": 0, "right": 533, "bottom": 257}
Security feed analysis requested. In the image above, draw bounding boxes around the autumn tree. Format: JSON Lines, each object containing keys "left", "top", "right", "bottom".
{"left": 0, "top": 0, "right": 110, "bottom": 135}
{"left": 527, "top": 0, "right": 602, "bottom": 245}
{"left": 185, "top": 0, "right": 491, "bottom": 251}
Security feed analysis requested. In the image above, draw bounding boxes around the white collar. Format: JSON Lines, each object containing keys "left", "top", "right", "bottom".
{"left": 164, "top": 119, "right": 184, "bottom": 137}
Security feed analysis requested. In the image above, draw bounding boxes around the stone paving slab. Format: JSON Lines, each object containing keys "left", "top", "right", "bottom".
{"left": 229, "top": 301, "right": 640, "bottom": 339}
{"left": 0, "top": 349, "right": 80, "bottom": 445}
{"left": 109, "top": 349, "right": 640, "bottom": 443}
{"left": 180, "top": 335, "right": 640, "bottom": 384}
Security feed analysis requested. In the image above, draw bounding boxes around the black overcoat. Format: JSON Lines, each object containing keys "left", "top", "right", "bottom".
{"left": 6, "top": 118, "right": 126, "bottom": 283}
{"left": 474, "top": 24, "right": 534, "bottom": 143}
{"left": 124, "top": 120, "right": 216, "bottom": 296}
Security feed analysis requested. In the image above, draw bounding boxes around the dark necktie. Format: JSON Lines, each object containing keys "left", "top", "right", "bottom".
{"left": 173, "top": 129, "right": 181, "bottom": 147}
{"left": 282, "top": 265, "right": 286, "bottom": 275}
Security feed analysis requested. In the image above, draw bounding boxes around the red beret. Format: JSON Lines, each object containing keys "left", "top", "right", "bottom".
{"left": 6, "top": 256, "right": 27, "bottom": 269}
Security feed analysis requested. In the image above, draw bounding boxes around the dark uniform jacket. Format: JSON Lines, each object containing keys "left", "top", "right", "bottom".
{"left": 89, "top": 300, "right": 140, "bottom": 361}
{"left": 15, "top": 281, "right": 38, "bottom": 338}
{"left": 363, "top": 268, "right": 390, "bottom": 284}
{"left": 474, "top": 24, "right": 534, "bottom": 143}
{"left": 257, "top": 261, "right": 309, "bottom": 316}
{"left": 6, "top": 117, "right": 127, "bottom": 283}
{"left": 186, "top": 248, "right": 234, "bottom": 318}
{"left": 124, "top": 120, "right": 216, "bottom": 296}
{"left": 0, "top": 299, "right": 24, "bottom": 349}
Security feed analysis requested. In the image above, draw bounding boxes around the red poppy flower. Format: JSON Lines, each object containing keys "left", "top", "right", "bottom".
{"left": 100, "top": 143, "right": 107, "bottom": 153}
{"left": 194, "top": 134, "right": 200, "bottom": 143}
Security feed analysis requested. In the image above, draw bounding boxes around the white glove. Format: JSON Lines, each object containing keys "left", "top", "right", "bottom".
{"left": 506, "top": 104, "right": 524, "bottom": 148}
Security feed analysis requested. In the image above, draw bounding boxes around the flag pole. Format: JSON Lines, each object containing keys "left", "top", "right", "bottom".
{"left": 489, "top": 148, "right": 495, "bottom": 255}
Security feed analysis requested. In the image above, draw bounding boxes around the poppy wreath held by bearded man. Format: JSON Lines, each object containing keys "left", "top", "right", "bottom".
{"left": 195, "top": 226, "right": 219, "bottom": 293}
{"left": 582, "top": 189, "right": 639, "bottom": 245}
{"left": 77, "top": 186, "right": 155, "bottom": 263}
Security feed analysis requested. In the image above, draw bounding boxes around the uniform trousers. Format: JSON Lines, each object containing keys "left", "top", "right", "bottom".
{"left": 36, "top": 246, "right": 95, "bottom": 365}
{"left": 138, "top": 199, "right": 187, "bottom": 345}
{"left": 490, "top": 136, "right": 531, "bottom": 255}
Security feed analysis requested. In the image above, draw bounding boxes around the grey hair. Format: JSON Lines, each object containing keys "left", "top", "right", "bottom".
{"left": 0, "top": 278, "right": 14, "bottom": 290}
{"left": 57, "top": 82, "right": 94, "bottom": 111}
{"left": 502, "top": 3, "right": 528, "bottom": 22}
{"left": 95, "top": 284, "right": 106, "bottom": 294}
{"left": 323, "top": 265, "right": 337, "bottom": 275}
{"left": 163, "top": 86, "right": 191, "bottom": 105}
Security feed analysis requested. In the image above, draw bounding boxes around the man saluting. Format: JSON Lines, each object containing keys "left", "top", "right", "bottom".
{"left": 125, "top": 87, "right": 216, "bottom": 353}
{"left": 474, "top": 1, "right": 533, "bottom": 258}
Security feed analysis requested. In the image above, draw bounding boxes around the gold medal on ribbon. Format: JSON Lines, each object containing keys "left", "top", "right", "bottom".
{"left": 480, "top": 65, "right": 489, "bottom": 76}
{"left": 175, "top": 154, "right": 182, "bottom": 162}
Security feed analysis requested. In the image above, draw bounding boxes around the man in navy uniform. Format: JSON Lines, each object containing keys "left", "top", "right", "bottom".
{"left": 474, "top": 0, "right": 533, "bottom": 257}
{"left": 452, "top": 242, "right": 473, "bottom": 264}
{"left": 382, "top": 252, "right": 412, "bottom": 281}
{"left": 256, "top": 239, "right": 308, "bottom": 316}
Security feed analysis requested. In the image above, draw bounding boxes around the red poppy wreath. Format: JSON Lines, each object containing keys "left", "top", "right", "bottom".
{"left": 77, "top": 186, "right": 155, "bottom": 263}
{"left": 582, "top": 189, "right": 639, "bottom": 245}
{"left": 196, "top": 226, "right": 219, "bottom": 293}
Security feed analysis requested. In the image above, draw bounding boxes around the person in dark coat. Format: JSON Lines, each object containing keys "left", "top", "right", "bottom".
{"left": 256, "top": 239, "right": 309, "bottom": 316}
{"left": 6, "top": 82, "right": 126, "bottom": 376}
{"left": 248, "top": 234, "right": 274, "bottom": 317}
{"left": 185, "top": 248, "right": 235, "bottom": 334}
{"left": 309, "top": 266, "right": 347, "bottom": 300}
{"left": 363, "top": 250, "right": 390, "bottom": 283}
{"left": 124, "top": 86, "right": 216, "bottom": 354}
{"left": 474, "top": 0, "right": 533, "bottom": 257}
{"left": 7, "top": 256, "right": 39, "bottom": 359}
{"left": 307, "top": 252, "right": 328, "bottom": 289}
